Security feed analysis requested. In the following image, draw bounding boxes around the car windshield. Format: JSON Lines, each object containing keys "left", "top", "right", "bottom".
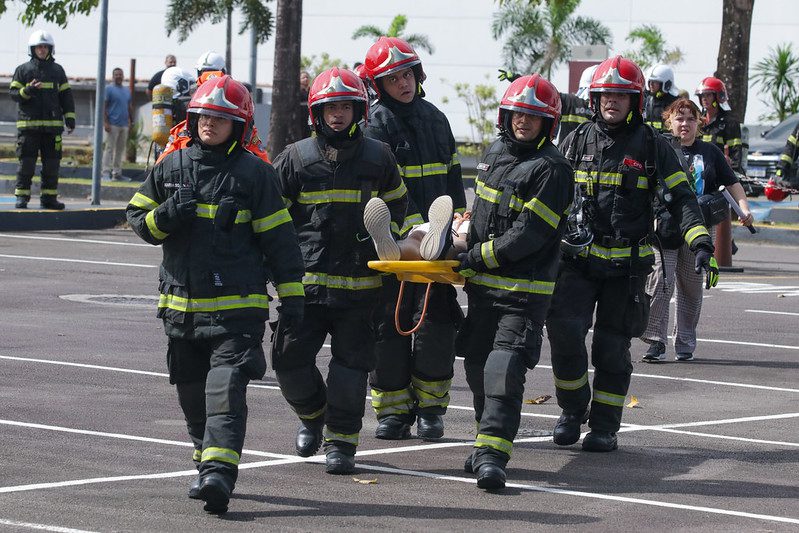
{"left": 764, "top": 113, "right": 799, "bottom": 140}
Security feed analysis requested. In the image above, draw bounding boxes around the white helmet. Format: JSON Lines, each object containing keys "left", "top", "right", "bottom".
{"left": 575, "top": 65, "right": 598, "bottom": 100}
{"left": 195, "top": 51, "right": 226, "bottom": 75}
{"left": 647, "top": 64, "right": 679, "bottom": 96}
{"left": 161, "top": 66, "right": 195, "bottom": 98}
{"left": 28, "top": 30, "right": 55, "bottom": 56}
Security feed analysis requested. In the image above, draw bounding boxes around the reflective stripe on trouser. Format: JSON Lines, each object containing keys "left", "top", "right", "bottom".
{"left": 371, "top": 386, "right": 414, "bottom": 418}
{"left": 546, "top": 262, "right": 639, "bottom": 432}
{"left": 272, "top": 304, "right": 375, "bottom": 442}
{"left": 371, "top": 277, "right": 460, "bottom": 418}
{"left": 15, "top": 131, "right": 62, "bottom": 196}
{"left": 642, "top": 227, "right": 715, "bottom": 353}
{"left": 165, "top": 332, "right": 267, "bottom": 482}
{"left": 411, "top": 375, "right": 451, "bottom": 410}
{"left": 458, "top": 298, "right": 545, "bottom": 465}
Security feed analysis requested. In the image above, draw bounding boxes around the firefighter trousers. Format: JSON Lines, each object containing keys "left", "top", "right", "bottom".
{"left": 457, "top": 297, "right": 545, "bottom": 467}
{"left": 370, "top": 276, "right": 462, "bottom": 423}
{"left": 545, "top": 261, "right": 650, "bottom": 432}
{"left": 15, "top": 130, "right": 62, "bottom": 199}
{"left": 167, "top": 330, "right": 267, "bottom": 483}
{"left": 272, "top": 304, "right": 376, "bottom": 450}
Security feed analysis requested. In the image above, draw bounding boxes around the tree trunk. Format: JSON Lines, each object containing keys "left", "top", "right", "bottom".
{"left": 225, "top": 5, "right": 233, "bottom": 76}
{"left": 715, "top": 0, "right": 754, "bottom": 123}
{"left": 267, "top": 0, "right": 303, "bottom": 157}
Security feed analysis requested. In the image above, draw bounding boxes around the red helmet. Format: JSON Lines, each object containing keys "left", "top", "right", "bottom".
{"left": 695, "top": 76, "right": 731, "bottom": 111}
{"left": 498, "top": 74, "right": 562, "bottom": 138}
{"left": 308, "top": 67, "right": 369, "bottom": 128}
{"left": 364, "top": 36, "right": 425, "bottom": 97}
{"left": 764, "top": 178, "right": 789, "bottom": 202}
{"left": 188, "top": 75, "right": 253, "bottom": 142}
{"left": 589, "top": 55, "right": 645, "bottom": 112}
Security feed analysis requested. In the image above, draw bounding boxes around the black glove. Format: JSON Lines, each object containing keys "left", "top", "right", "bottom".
{"left": 174, "top": 187, "right": 197, "bottom": 220}
{"left": 65, "top": 117, "right": 76, "bottom": 131}
{"left": 694, "top": 246, "right": 719, "bottom": 289}
{"left": 23, "top": 82, "right": 39, "bottom": 95}
{"left": 278, "top": 296, "right": 305, "bottom": 329}
{"left": 497, "top": 69, "right": 521, "bottom": 82}
{"left": 454, "top": 252, "right": 477, "bottom": 278}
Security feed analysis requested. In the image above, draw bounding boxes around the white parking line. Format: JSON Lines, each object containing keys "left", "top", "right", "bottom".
{"left": 0, "top": 518, "right": 98, "bottom": 533}
{"left": 0, "top": 233, "right": 152, "bottom": 247}
{"left": 0, "top": 254, "right": 156, "bottom": 268}
{"left": 745, "top": 309, "right": 799, "bottom": 317}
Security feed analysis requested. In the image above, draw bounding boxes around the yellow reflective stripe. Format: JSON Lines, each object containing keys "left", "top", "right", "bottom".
{"left": 451, "top": 152, "right": 460, "bottom": 166}
{"left": 411, "top": 375, "right": 451, "bottom": 398}
{"left": 381, "top": 181, "right": 407, "bottom": 203}
{"left": 129, "top": 192, "right": 159, "bottom": 211}
{"left": 524, "top": 197, "right": 560, "bottom": 228}
{"left": 663, "top": 170, "right": 688, "bottom": 189}
{"left": 454, "top": 207, "right": 466, "bottom": 215}
{"left": 725, "top": 138, "right": 742, "bottom": 147}
{"left": 592, "top": 389, "right": 626, "bottom": 407}
{"left": 10, "top": 81, "right": 24, "bottom": 89}
{"left": 575, "top": 170, "right": 623, "bottom": 187}
{"left": 37, "top": 82, "right": 54, "bottom": 89}
{"left": 63, "top": 112, "right": 76, "bottom": 119}
{"left": 323, "top": 429, "right": 359, "bottom": 446}
{"left": 158, "top": 293, "right": 269, "bottom": 313}
{"left": 194, "top": 204, "right": 252, "bottom": 224}
{"left": 41, "top": 188, "right": 58, "bottom": 195}
{"left": 17, "top": 120, "right": 64, "bottom": 128}
{"left": 15, "top": 188, "right": 31, "bottom": 195}
{"left": 474, "top": 179, "right": 500, "bottom": 203}
{"left": 59, "top": 82, "right": 71, "bottom": 92}
{"left": 19, "top": 88, "right": 31, "bottom": 99}
{"left": 191, "top": 449, "right": 201, "bottom": 462}
{"left": 398, "top": 162, "right": 449, "bottom": 178}
{"left": 781, "top": 154, "right": 794, "bottom": 163}
{"left": 299, "top": 405, "right": 326, "bottom": 420}
{"left": 584, "top": 243, "right": 655, "bottom": 261}
{"left": 788, "top": 134, "right": 798, "bottom": 146}
{"left": 554, "top": 372, "right": 589, "bottom": 391}
{"left": 685, "top": 225, "right": 710, "bottom": 246}
{"left": 480, "top": 240, "right": 499, "bottom": 269}
{"left": 201, "top": 447, "right": 240, "bottom": 465}
{"left": 468, "top": 273, "right": 555, "bottom": 295}
{"left": 297, "top": 189, "right": 370, "bottom": 204}
{"left": 302, "top": 272, "right": 382, "bottom": 291}
{"left": 371, "top": 387, "right": 414, "bottom": 415}
{"left": 282, "top": 196, "right": 293, "bottom": 209}
{"left": 276, "top": 282, "right": 304, "bottom": 298}
{"left": 561, "top": 114, "right": 589, "bottom": 123}
{"left": 646, "top": 120, "right": 664, "bottom": 129}
{"left": 145, "top": 210, "right": 168, "bottom": 240}
{"left": 398, "top": 212, "right": 424, "bottom": 235}
{"left": 475, "top": 434, "right": 513, "bottom": 456}
{"left": 253, "top": 208, "right": 291, "bottom": 233}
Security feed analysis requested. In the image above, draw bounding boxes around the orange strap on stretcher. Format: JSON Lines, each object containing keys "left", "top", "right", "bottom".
{"left": 367, "top": 260, "right": 464, "bottom": 336}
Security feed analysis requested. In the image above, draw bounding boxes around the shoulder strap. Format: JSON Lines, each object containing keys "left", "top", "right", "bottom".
{"left": 295, "top": 138, "right": 324, "bottom": 168}
{"left": 564, "top": 121, "right": 591, "bottom": 168}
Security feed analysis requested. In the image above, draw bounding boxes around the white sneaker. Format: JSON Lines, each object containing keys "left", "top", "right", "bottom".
{"left": 419, "top": 195, "right": 453, "bottom": 261}
{"left": 363, "top": 197, "right": 401, "bottom": 261}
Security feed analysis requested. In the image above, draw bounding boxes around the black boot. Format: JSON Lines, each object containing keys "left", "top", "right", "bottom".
{"left": 375, "top": 415, "right": 411, "bottom": 440}
{"left": 15, "top": 196, "right": 29, "bottom": 209}
{"left": 552, "top": 409, "right": 589, "bottom": 446}
{"left": 295, "top": 417, "right": 324, "bottom": 457}
{"left": 325, "top": 445, "right": 356, "bottom": 475}
{"left": 187, "top": 474, "right": 202, "bottom": 499}
{"left": 581, "top": 430, "right": 618, "bottom": 452}
{"left": 417, "top": 414, "right": 444, "bottom": 440}
{"left": 476, "top": 463, "right": 506, "bottom": 490}
{"left": 463, "top": 453, "right": 474, "bottom": 474}
{"left": 198, "top": 473, "right": 233, "bottom": 514}
{"left": 40, "top": 196, "right": 65, "bottom": 210}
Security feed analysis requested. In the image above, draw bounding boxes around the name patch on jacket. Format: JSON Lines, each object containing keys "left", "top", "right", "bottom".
{"left": 477, "top": 162, "right": 490, "bottom": 171}
{"left": 581, "top": 154, "right": 594, "bottom": 162}
{"left": 622, "top": 157, "right": 643, "bottom": 172}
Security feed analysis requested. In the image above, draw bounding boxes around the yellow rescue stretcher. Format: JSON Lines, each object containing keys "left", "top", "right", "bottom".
{"left": 368, "top": 260, "right": 464, "bottom": 337}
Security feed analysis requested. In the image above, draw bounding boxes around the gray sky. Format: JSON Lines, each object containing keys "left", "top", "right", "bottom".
{"left": 1, "top": 0, "right": 797, "bottom": 140}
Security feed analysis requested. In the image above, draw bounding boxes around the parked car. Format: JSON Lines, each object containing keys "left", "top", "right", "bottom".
{"left": 747, "top": 112, "right": 799, "bottom": 192}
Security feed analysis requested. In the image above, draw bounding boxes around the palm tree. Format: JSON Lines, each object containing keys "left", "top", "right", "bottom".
{"left": 624, "top": 24, "right": 683, "bottom": 71}
{"left": 491, "top": 0, "right": 611, "bottom": 79}
{"left": 352, "top": 14, "right": 434, "bottom": 55}
{"left": 751, "top": 43, "right": 799, "bottom": 122}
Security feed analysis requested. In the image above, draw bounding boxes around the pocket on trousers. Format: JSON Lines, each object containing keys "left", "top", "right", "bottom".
{"left": 623, "top": 287, "right": 651, "bottom": 337}
{"left": 520, "top": 319, "right": 543, "bottom": 370}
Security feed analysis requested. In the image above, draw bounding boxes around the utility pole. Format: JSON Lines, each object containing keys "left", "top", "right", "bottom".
{"left": 90, "top": 0, "right": 109, "bottom": 206}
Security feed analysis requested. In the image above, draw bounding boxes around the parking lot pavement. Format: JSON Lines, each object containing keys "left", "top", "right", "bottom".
{"left": 0, "top": 230, "right": 797, "bottom": 531}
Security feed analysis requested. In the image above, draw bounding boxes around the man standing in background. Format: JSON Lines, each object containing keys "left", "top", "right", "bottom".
{"left": 147, "top": 54, "right": 177, "bottom": 97}
{"left": 103, "top": 67, "right": 132, "bottom": 181}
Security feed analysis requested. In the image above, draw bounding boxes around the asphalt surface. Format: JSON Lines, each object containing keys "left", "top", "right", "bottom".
{"left": 0, "top": 229, "right": 797, "bottom": 532}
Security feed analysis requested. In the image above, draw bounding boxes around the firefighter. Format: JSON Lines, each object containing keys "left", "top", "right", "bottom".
{"left": 362, "top": 36, "right": 467, "bottom": 441}
{"left": 695, "top": 76, "right": 744, "bottom": 172}
{"left": 455, "top": 74, "right": 574, "bottom": 489}
{"left": 549, "top": 56, "right": 716, "bottom": 452}
{"left": 643, "top": 64, "right": 679, "bottom": 132}
{"left": 272, "top": 68, "right": 408, "bottom": 474}
{"left": 775, "top": 121, "right": 799, "bottom": 189}
{"left": 126, "top": 75, "right": 304, "bottom": 514}
{"left": 10, "top": 30, "right": 75, "bottom": 210}
{"left": 157, "top": 52, "right": 270, "bottom": 165}
{"left": 556, "top": 65, "right": 597, "bottom": 146}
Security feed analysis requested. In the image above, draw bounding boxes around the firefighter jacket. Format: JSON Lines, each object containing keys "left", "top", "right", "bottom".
{"left": 126, "top": 141, "right": 304, "bottom": 338}
{"left": 10, "top": 55, "right": 75, "bottom": 133}
{"left": 700, "top": 109, "right": 743, "bottom": 172}
{"left": 560, "top": 116, "right": 712, "bottom": 276}
{"left": 556, "top": 92, "right": 590, "bottom": 145}
{"left": 643, "top": 91, "right": 678, "bottom": 132}
{"left": 364, "top": 96, "right": 466, "bottom": 234}
{"left": 463, "top": 135, "right": 574, "bottom": 313}
{"left": 273, "top": 132, "right": 408, "bottom": 308}
{"left": 776, "top": 121, "right": 799, "bottom": 186}
{"left": 157, "top": 119, "right": 270, "bottom": 164}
